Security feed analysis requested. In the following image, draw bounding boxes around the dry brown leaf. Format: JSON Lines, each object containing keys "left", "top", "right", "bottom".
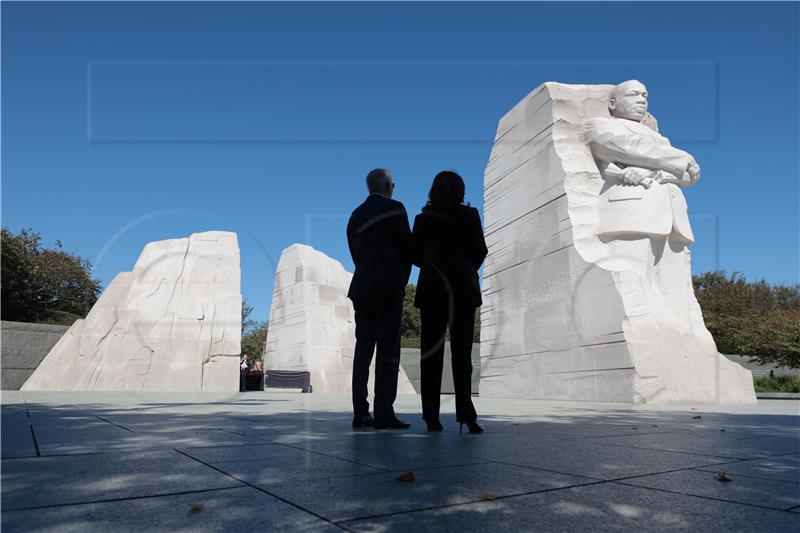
{"left": 715, "top": 473, "right": 732, "bottom": 483}
{"left": 479, "top": 491, "right": 495, "bottom": 501}
{"left": 393, "top": 472, "right": 416, "bottom": 483}
{"left": 188, "top": 503, "right": 205, "bottom": 512}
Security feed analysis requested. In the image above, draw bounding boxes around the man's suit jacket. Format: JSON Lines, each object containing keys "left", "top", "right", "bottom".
{"left": 346, "top": 193, "right": 412, "bottom": 300}
{"left": 410, "top": 204, "right": 488, "bottom": 309}
{"left": 584, "top": 116, "right": 695, "bottom": 243}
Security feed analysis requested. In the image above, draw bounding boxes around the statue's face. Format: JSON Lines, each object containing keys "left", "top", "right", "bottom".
{"left": 610, "top": 81, "right": 648, "bottom": 122}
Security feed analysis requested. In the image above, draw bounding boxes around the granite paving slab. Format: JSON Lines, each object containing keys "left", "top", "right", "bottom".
{"left": 618, "top": 468, "right": 800, "bottom": 510}
{"left": 264, "top": 461, "right": 594, "bottom": 522}
{"left": 1, "top": 449, "right": 244, "bottom": 510}
{"left": 31, "top": 424, "right": 269, "bottom": 456}
{"left": 441, "top": 436, "right": 732, "bottom": 480}
{"left": 0, "top": 485, "right": 340, "bottom": 533}
{"left": 277, "top": 431, "right": 490, "bottom": 471}
{"left": 344, "top": 478, "right": 800, "bottom": 532}
{"left": 1, "top": 407, "right": 37, "bottom": 459}
{"left": 179, "top": 442, "right": 385, "bottom": 485}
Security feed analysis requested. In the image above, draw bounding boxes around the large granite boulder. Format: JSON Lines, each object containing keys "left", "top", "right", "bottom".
{"left": 265, "top": 244, "right": 415, "bottom": 395}
{"left": 22, "top": 231, "right": 242, "bottom": 392}
{"left": 480, "top": 82, "right": 755, "bottom": 404}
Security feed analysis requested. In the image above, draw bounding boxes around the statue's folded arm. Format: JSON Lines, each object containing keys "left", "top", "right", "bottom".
{"left": 585, "top": 117, "right": 690, "bottom": 179}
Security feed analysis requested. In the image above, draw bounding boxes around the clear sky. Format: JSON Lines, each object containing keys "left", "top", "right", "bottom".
{"left": 3, "top": 1, "right": 798, "bottom": 324}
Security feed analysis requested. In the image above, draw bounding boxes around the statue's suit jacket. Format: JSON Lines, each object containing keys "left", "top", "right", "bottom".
{"left": 584, "top": 116, "right": 695, "bottom": 243}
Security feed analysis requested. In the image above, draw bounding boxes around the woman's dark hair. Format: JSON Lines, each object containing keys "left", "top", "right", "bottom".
{"left": 428, "top": 170, "right": 466, "bottom": 208}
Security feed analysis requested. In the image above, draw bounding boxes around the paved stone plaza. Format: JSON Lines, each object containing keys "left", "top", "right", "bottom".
{"left": 1, "top": 391, "right": 798, "bottom": 532}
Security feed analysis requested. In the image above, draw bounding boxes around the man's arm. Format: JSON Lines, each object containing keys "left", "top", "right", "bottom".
{"left": 397, "top": 204, "right": 412, "bottom": 284}
{"left": 585, "top": 117, "right": 697, "bottom": 180}
{"left": 346, "top": 214, "right": 359, "bottom": 264}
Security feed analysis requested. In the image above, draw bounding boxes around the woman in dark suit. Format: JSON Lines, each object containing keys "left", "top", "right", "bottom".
{"left": 410, "top": 171, "right": 487, "bottom": 434}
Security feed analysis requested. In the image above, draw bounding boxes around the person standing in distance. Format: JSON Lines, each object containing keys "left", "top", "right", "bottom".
{"left": 347, "top": 168, "right": 412, "bottom": 430}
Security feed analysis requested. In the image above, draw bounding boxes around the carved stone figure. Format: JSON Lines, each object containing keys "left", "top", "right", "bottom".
{"left": 585, "top": 80, "right": 697, "bottom": 242}
{"left": 479, "top": 82, "right": 755, "bottom": 404}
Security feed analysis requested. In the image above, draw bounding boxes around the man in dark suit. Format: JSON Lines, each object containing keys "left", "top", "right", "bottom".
{"left": 347, "top": 168, "right": 412, "bottom": 429}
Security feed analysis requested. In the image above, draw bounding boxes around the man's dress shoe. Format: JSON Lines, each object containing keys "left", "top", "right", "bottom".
{"left": 352, "top": 415, "right": 374, "bottom": 428}
{"left": 373, "top": 417, "right": 411, "bottom": 430}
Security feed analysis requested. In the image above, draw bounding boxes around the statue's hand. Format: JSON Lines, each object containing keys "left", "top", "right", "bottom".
{"left": 687, "top": 158, "right": 701, "bottom": 182}
{"left": 621, "top": 166, "right": 655, "bottom": 186}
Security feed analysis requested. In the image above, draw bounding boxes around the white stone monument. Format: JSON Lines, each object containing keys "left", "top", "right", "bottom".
{"left": 265, "top": 243, "right": 415, "bottom": 395}
{"left": 479, "top": 81, "right": 756, "bottom": 404}
{"left": 22, "top": 231, "right": 242, "bottom": 392}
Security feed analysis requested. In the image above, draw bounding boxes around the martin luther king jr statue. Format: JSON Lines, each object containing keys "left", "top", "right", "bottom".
{"left": 585, "top": 80, "right": 699, "bottom": 244}
{"left": 478, "top": 79, "right": 756, "bottom": 404}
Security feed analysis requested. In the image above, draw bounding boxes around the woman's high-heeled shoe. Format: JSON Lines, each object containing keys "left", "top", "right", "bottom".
{"left": 426, "top": 420, "right": 443, "bottom": 432}
{"left": 460, "top": 421, "right": 484, "bottom": 435}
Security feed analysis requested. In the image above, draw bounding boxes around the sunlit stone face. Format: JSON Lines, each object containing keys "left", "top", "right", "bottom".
{"left": 610, "top": 80, "right": 648, "bottom": 122}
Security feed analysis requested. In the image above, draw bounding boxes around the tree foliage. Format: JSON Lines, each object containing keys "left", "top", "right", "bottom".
{"left": 401, "top": 284, "right": 481, "bottom": 344}
{"left": 1, "top": 227, "right": 102, "bottom": 324}
{"left": 694, "top": 271, "right": 800, "bottom": 369}
{"left": 240, "top": 298, "right": 267, "bottom": 359}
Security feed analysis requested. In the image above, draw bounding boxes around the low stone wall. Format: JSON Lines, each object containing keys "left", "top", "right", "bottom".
{"left": 400, "top": 343, "right": 481, "bottom": 395}
{"left": 1, "top": 321, "right": 70, "bottom": 390}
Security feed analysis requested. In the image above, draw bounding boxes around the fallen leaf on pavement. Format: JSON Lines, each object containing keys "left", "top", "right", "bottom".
{"left": 188, "top": 503, "right": 205, "bottom": 512}
{"left": 393, "top": 472, "right": 416, "bottom": 483}
{"left": 715, "top": 473, "right": 732, "bottom": 483}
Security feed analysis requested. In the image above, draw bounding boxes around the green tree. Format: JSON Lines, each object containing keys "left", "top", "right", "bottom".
{"left": 694, "top": 271, "right": 800, "bottom": 369}
{"left": 241, "top": 322, "right": 268, "bottom": 360}
{"left": 240, "top": 298, "right": 267, "bottom": 359}
{"left": 401, "top": 283, "right": 482, "bottom": 344}
{"left": 1, "top": 227, "right": 101, "bottom": 324}
{"left": 401, "top": 284, "right": 421, "bottom": 339}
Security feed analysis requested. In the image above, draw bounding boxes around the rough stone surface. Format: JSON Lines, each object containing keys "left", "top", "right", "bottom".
{"left": 480, "top": 82, "right": 755, "bottom": 403}
{"left": 1, "top": 321, "right": 70, "bottom": 390}
{"left": 22, "top": 231, "right": 242, "bottom": 392}
{"left": 264, "top": 243, "right": 414, "bottom": 394}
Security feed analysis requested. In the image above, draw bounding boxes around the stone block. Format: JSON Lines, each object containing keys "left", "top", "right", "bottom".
{"left": 21, "top": 231, "right": 242, "bottom": 392}
{"left": 264, "top": 244, "right": 414, "bottom": 395}
{"left": 480, "top": 82, "right": 756, "bottom": 404}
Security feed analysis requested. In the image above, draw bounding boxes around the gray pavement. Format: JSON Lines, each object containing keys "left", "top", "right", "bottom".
{"left": 1, "top": 391, "right": 798, "bottom": 532}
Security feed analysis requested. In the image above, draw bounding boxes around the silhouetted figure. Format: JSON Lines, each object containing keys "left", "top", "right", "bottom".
{"left": 347, "top": 168, "right": 412, "bottom": 430}
{"left": 411, "top": 171, "right": 487, "bottom": 434}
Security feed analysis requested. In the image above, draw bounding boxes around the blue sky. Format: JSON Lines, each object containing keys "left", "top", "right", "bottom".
{"left": 3, "top": 1, "right": 798, "bottom": 323}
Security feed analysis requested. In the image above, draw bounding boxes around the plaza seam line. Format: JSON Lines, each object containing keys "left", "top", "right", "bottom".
{"left": 95, "top": 415, "right": 135, "bottom": 433}
{"left": 481, "top": 457, "right": 742, "bottom": 485}
{"left": 173, "top": 448, "right": 350, "bottom": 531}
{"left": 337, "top": 479, "right": 609, "bottom": 525}
{"left": 0, "top": 486, "right": 244, "bottom": 514}
{"left": 271, "top": 441, "right": 394, "bottom": 473}
{"left": 576, "top": 440, "right": 799, "bottom": 461}
{"left": 692, "top": 467, "right": 800, "bottom": 485}
{"left": 23, "top": 404, "right": 41, "bottom": 457}
{"left": 610, "top": 480, "right": 800, "bottom": 514}
{"left": 341, "top": 476, "right": 800, "bottom": 526}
